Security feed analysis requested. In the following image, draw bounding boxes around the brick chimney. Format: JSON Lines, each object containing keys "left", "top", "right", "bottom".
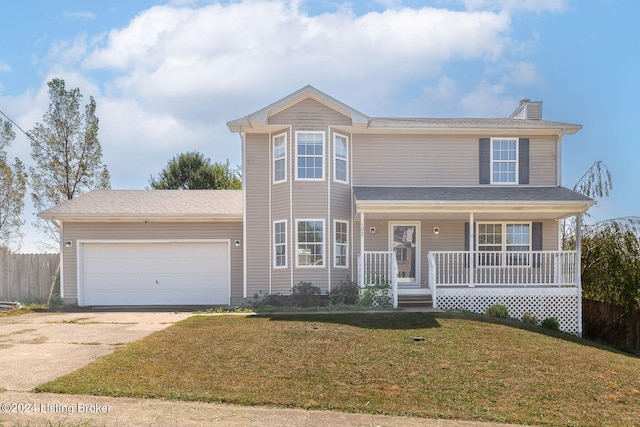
{"left": 510, "top": 99, "right": 542, "bottom": 120}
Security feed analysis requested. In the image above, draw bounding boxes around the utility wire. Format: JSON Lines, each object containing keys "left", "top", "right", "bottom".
{"left": 0, "top": 109, "right": 34, "bottom": 143}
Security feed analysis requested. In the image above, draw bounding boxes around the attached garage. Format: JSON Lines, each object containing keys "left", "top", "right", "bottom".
{"left": 38, "top": 190, "right": 244, "bottom": 307}
{"left": 79, "top": 241, "right": 230, "bottom": 306}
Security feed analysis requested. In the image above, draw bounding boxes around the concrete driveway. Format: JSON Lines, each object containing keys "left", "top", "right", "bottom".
{"left": 0, "top": 311, "right": 192, "bottom": 391}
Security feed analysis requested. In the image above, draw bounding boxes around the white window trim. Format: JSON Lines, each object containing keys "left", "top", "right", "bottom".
{"left": 295, "top": 218, "right": 325, "bottom": 268}
{"left": 273, "top": 132, "right": 287, "bottom": 184}
{"left": 333, "top": 133, "right": 349, "bottom": 184}
{"left": 490, "top": 137, "right": 519, "bottom": 185}
{"left": 333, "top": 219, "right": 349, "bottom": 268}
{"left": 295, "top": 131, "right": 325, "bottom": 181}
{"left": 476, "top": 221, "right": 532, "bottom": 267}
{"left": 273, "top": 219, "right": 287, "bottom": 269}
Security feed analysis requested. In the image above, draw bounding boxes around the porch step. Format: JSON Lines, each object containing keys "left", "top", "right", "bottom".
{"left": 398, "top": 294, "right": 433, "bottom": 308}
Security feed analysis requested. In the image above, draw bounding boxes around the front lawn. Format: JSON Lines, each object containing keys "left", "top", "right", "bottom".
{"left": 37, "top": 312, "right": 640, "bottom": 426}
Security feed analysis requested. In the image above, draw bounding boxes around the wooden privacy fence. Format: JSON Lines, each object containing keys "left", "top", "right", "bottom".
{"left": 0, "top": 254, "right": 60, "bottom": 303}
{"left": 583, "top": 298, "right": 640, "bottom": 353}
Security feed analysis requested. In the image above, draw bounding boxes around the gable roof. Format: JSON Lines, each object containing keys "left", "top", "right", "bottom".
{"left": 38, "top": 189, "right": 242, "bottom": 221}
{"left": 227, "top": 85, "right": 369, "bottom": 133}
{"left": 227, "top": 85, "right": 582, "bottom": 136}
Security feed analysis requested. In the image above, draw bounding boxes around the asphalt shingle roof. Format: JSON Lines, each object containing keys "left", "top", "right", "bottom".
{"left": 353, "top": 186, "right": 593, "bottom": 203}
{"left": 38, "top": 189, "right": 242, "bottom": 219}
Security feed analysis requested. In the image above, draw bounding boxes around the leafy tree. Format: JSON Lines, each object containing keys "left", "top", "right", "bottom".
{"left": 149, "top": 151, "right": 241, "bottom": 190}
{"left": 562, "top": 160, "right": 640, "bottom": 310}
{"left": 0, "top": 118, "right": 27, "bottom": 251}
{"left": 581, "top": 220, "right": 640, "bottom": 311}
{"left": 29, "top": 78, "right": 110, "bottom": 249}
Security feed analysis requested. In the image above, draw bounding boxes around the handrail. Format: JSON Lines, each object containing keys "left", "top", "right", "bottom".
{"left": 429, "top": 250, "right": 577, "bottom": 287}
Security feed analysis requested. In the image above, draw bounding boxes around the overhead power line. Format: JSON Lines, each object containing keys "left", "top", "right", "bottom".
{"left": 0, "top": 109, "right": 32, "bottom": 141}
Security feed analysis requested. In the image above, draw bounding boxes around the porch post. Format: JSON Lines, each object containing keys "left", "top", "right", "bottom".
{"left": 359, "top": 211, "right": 365, "bottom": 287}
{"left": 576, "top": 213, "right": 583, "bottom": 335}
{"left": 469, "top": 212, "right": 475, "bottom": 287}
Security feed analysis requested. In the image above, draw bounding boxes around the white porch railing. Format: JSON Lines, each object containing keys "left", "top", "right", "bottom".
{"left": 428, "top": 251, "right": 577, "bottom": 287}
{"left": 357, "top": 251, "right": 398, "bottom": 308}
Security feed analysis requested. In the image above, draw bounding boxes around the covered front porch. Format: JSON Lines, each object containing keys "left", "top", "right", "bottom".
{"left": 353, "top": 186, "right": 594, "bottom": 334}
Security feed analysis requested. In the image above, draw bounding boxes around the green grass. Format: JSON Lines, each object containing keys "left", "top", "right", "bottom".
{"left": 36, "top": 312, "right": 640, "bottom": 426}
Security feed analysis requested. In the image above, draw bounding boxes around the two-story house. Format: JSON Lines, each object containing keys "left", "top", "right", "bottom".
{"left": 40, "top": 86, "right": 593, "bottom": 333}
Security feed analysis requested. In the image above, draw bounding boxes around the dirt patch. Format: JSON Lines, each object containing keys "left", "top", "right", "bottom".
{"left": 17, "top": 336, "right": 48, "bottom": 344}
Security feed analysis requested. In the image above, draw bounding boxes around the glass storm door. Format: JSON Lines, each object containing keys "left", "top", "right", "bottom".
{"left": 390, "top": 223, "right": 420, "bottom": 287}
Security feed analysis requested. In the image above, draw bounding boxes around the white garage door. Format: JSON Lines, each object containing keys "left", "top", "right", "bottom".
{"left": 80, "top": 241, "right": 229, "bottom": 306}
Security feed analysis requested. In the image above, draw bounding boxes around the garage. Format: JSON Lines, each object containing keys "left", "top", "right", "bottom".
{"left": 79, "top": 241, "right": 230, "bottom": 306}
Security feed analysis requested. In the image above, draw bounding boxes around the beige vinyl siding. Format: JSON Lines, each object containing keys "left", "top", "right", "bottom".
{"left": 269, "top": 98, "right": 351, "bottom": 127}
{"left": 352, "top": 135, "right": 478, "bottom": 186}
{"left": 271, "top": 269, "right": 291, "bottom": 295}
{"left": 352, "top": 134, "right": 558, "bottom": 187}
{"left": 61, "top": 221, "right": 243, "bottom": 302}
{"left": 245, "top": 133, "right": 271, "bottom": 298}
{"left": 529, "top": 136, "right": 557, "bottom": 185}
{"left": 271, "top": 186, "right": 289, "bottom": 219}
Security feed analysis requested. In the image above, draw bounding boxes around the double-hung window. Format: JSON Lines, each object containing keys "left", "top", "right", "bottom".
{"left": 296, "top": 219, "right": 324, "bottom": 267}
{"left": 273, "top": 220, "right": 287, "bottom": 268}
{"left": 334, "top": 134, "right": 348, "bottom": 183}
{"left": 334, "top": 220, "right": 348, "bottom": 268}
{"left": 273, "top": 133, "right": 287, "bottom": 183}
{"left": 491, "top": 138, "right": 518, "bottom": 184}
{"left": 296, "top": 131, "right": 324, "bottom": 180}
{"left": 477, "top": 222, "right": 531, "bottom": 265}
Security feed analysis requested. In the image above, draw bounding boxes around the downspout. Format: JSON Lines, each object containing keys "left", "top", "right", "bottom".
{"left": 268, "top": 132, "right": 272, "bottom": 296}
{"left": 241, "top": 132, "right": 248, "bottom": 299}
{"left": 350, "top": 132, "right": 354, "bottom": 281}
{"left": 289, "top": 125, "right": 294, "bottom": 290}
{"left": 327, "top": 126, "right": 332, "bottom": 292}
{"left": 59, "top": 221, "right": 65, "bottom": 300}
{"left": 360, "top": 211, "right": 365, "bottom": 286}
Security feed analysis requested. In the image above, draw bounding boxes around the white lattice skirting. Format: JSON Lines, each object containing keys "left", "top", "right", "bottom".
{"left": 436, "top": 287, "right": 580, "bottom": 334}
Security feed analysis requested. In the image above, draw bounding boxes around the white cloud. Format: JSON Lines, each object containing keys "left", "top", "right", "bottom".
{"left": 11, "top": 0, "right": 567, "bottom": 251}
{"left": 81, "top": 1, "right": 511, "bottom": 117}
{"left": 461, "top": 0, "right": 569, "bottom": 13}
{"left": 459, "top": 80, "right": 517, "bottom": 116}
{"left": 62, "top": 11, "right": 96, "bottom": 20}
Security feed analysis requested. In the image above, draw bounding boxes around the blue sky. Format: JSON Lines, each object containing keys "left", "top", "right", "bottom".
{"left": 0, "top": 0, "right": 637, "bottom": 252}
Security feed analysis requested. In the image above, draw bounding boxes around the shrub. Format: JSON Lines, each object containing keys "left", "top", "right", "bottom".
{"left": 290, "top": 282, "right": 326, "bottom": 308}
{"left": 541, "top": 317, "right": 560, "bottom": 331}
{"left": 485, "top": 303, "right": 509, "bottom": 319}
{"left": 328, "top": 281, "right": 359, "bottom": 305}
{"left": 521, "top": 312, "right": 539, "bottom": 325}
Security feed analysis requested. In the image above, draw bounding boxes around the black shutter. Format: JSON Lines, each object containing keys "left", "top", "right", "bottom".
{"left": 464, "top": 222, "right": 475, "bottom": 267}
{"left": 479, "top": 138, "right": 490, "bottom": 184}
{"left": 532, "top": 222, "right": 542, "bottom": 250}
{"left": 464, "top": 222, "right": 470, "bottom": 251}
{"left": 532, "top": 222, "right": 542, "bottom": 267}
{"left": 519, "top": 138, "right": 530, "bottom": 184}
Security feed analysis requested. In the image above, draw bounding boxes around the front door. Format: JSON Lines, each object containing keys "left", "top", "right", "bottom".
{"left": 389, "top": 222, "right": 420, "bottom": 287}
